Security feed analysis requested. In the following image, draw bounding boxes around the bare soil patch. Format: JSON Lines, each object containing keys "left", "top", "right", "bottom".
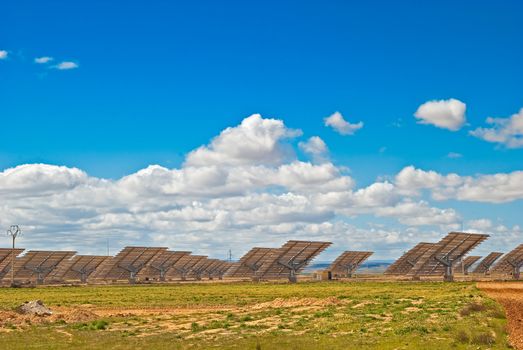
{"left": 478, "top": 282, "right": 523, "bottom": 350}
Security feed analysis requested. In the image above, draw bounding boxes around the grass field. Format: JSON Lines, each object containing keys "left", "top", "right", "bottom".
{"left": 0, "top": 281, "right": 511, "bottom": 349}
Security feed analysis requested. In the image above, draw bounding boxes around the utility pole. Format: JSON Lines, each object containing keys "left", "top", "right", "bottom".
{"left": 228, "top": 249, "right": 232, "bottom": 262}
{"left": 7, "top": 225, "right": 21, "bottom": 287}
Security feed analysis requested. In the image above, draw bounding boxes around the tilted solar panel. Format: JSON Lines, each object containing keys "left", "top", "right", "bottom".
{"left": 329, "top": 251, "right": 373, "bottom": 278}
{"left": 0, "top": 248, "right": 25, "bottom": 279}
{"left": 453, "top": 256, "right": 481, "bottom": 275}
{"left": 5, "top": 250, "right": 76, "bottom": 285}
{"left": 49, "top": 255, "right": 111, "bottom": 283}
{"left": 407, "top": 232, "right": 489, "bottom": 281}
{"left": 491, "top": 244, "right": 523, "bottom": 280}
{"left": 384, "top": 243, "right": 434, "bottom": 275}
{"left": 91, "top": 246, "right": 167, "bottom": 283}
{"left": 137, "top": 251, "right": 191, "bottom": 281}
{"left": 208, "top": 261, "right": 233, "bottom": 279}
{"left": 472, "top": 252, "right": 504, "bottom": 274}
{"left": 257, "top": 240, "right": 332, "bottom": 282}
{"left": 165, "top": 255, "right": 207, "bottom": 280}
{"left": 225, "top": 247, "right": 277, "bottom": 279}
{"left": 187, "top": 258, "right": 218, "bottom": 280}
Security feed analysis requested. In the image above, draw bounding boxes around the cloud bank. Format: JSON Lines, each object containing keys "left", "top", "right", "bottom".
{"left": 1, "top": 115, "right": 520, "bottom": 258}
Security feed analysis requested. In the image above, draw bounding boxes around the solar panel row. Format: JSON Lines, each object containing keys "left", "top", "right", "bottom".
{"left": 0, "top": 232, "right": 520, "bottom": 285}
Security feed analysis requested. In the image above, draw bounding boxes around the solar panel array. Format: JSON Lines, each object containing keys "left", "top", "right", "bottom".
{"left": 1, "top": 231, "right": 515, "bottom": 285}
{"left": 0, "top": 248, "right": 25, "bottom": 279}
{"left": 408, "top": 232, "right": 489, "bottom": 281}
{"left": 384, "top": 243, "right": 434, "bottom": 275}
{"left": 5, "top": 250, "right": 76, "bottom": 284}
{"left": 49, "top": 255, "right": 111, "bottom": 283}
{"left": 91, "top": 247, "right": 167, "bottom": 283}
{"left": 329, "top": 251, "right": 373, "bottom": 278}
{"left": 453, "top": 256, "right": 481, "bottom": 275}
{"left": 257, "top": 240, "right": 332, "bottom": 282}
{"left": 491, "top": 244, "right": 523, "bottom": 279}
{"left": 225, "top": 247, "right": 277, "bottom": 279}
{"left": 472, "top": 252, "right": 504, "bottom": 274}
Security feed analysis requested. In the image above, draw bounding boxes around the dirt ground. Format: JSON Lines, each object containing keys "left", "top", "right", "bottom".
{"left": 478, "top": 282, "right": 523, "bottom": 350}
{"left": 0, "top": 297, "right": 345, "bottom": 332}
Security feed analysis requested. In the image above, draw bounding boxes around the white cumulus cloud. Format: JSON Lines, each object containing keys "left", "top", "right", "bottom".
{"left": 414, "top": 98, "right": 466, "bottom": 131}
{"left": 185, "top": 114, "right": 302, "bottom": 167}
{"left": 53, "top": 61, "right": 79, "bottom": 70}
{"left": 35, "top": 56, "right": 54, "bottom": 64}
{"left": 470, "top": 108, "right": 523, "bottom": 148}
{"left": 0, "top": 50, "right": 8, "bottom": 60}
{"left": 324, "top": 112, "right": 363, "bottom": 135}
{"left": 299, "top": 136, "right": 328, "bottom": 163}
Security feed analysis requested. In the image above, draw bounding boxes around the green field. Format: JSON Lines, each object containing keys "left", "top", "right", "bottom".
{"left": 0, "top": 281, "right": 510, "bottom": 349}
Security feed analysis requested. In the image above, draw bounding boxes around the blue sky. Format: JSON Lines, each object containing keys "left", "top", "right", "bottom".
{"left": 1, "top": 1, "right": 522, "bottom": 259}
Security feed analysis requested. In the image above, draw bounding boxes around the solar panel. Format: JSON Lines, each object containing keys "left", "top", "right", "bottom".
{"left": 208, "top": 261, "right": 233, "bottom": 280}
{"left": 329, "top": 251, "right": 373, "bottom": 278}
{"left": 6, "top": 250, "right": 76, "bottom": 285}
{"left": 472, "top": 252, "right": 504, "bottom": 274}
{"left": 0, "top": 248, "right": 25, "bottom": 280}
{"left": 136, "top": 251, "right": 191, "bottom": 281}
{"left": 257, "top": 240, "right": 332, "bottom": 282}
{"left": 453, "top": 256, "right": 481, "bottom": 275}
{"left": 188, "top": 258, "right": 221, "bottom": 280}
{"left": 49, "top": 255, "right": 111, "bottom": 283}
{"left": 407, "top": 232, "right": 489, "bottom": 281}
{"left": 491, "top": 244, "right": 523, "bottom": 280}
{"left": 384, "top": 243, "right": 435, "bottom": 275}
{"left": 165, "top": 254, "right": 207, "bottom": 280}
{"left": 225, "top": 247, "right": 277, "bottom": 280}
{"left": 91, "top": 246, "right": 168, "bottom": 283}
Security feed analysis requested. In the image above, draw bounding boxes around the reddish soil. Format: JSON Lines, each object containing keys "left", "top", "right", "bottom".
{"left": 478, "top": 282, "right": 523, "bottom": 350}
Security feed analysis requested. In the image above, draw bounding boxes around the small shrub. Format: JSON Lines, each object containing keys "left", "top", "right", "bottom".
{"left": 191, "top": 322, "right": 200, "bottom": 332}
{"left": 91, "top": 320, "right": 109, "bottom": 330}
{"left": 460, "top": 302, "right": 486, "bottom": 316}
{"left": 472, "top": 332, "right": 496, "bottom": 345}
{"left": 455, "top": 330, "right": 469, "bottom": 343}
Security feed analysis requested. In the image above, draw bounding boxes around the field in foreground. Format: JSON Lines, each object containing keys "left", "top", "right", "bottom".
{"left": 0, "top": 281, "right": 512, "bottom": 349}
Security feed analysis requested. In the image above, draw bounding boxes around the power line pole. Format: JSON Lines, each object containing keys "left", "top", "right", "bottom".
{"left": 228, "top": 249, "right": 232, "bottom": 262}
{"left": 7, "top": 225, "right": 21, "bottom": 287}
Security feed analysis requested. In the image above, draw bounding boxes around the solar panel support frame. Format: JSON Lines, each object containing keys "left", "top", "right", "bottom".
{"left": 25, "top": 264, "right": 57, "bottom": 285}
{"left": 434, "top": 256, "right": 454, "bottom": 282}
{"left": 338, "top": 263, "right": 359, "bottom": 278}
{"left": 276, "top": 260, "right": 302, "bottom": 283}
{"left": 148, "top": 264, "right": 170, "bottom": 281}
{"left": 507, "top": 259, "right": 523, "bottom": 280}
{"left": 70, "top": 266, "right": 98, "bottom": 283}
{"left": 172, "top": 266, "right": 190, "bottom": 281}
{"left": 117, "top": 262, "right": 145, "bottom": 284}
